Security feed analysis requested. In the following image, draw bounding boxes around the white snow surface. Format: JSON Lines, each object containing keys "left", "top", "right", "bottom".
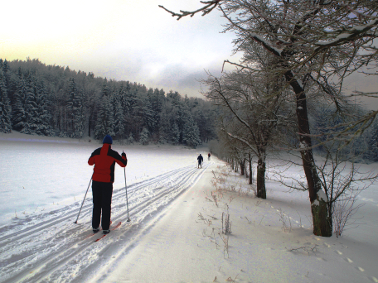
{"left": 1, "top": 132, "right": 378, "bottom": 283}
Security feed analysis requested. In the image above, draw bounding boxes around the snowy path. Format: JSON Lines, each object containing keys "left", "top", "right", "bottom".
{"left": 0, "top": 163, "right": 209, "bottom": 283}
{"left": 102, "top": 161, "right": 378, "bottom": 283}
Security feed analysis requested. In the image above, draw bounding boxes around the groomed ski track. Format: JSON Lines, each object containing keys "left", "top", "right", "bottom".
{"left": 0, "top": 163, "right": 210, "bottom": 283}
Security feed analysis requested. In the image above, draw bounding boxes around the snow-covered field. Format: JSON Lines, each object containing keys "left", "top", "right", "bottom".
{"left": 0, "top": 132, "right": 203, "bottom": 225}
{"left": 0, "top": 132, "right": 377, "bottom": 283}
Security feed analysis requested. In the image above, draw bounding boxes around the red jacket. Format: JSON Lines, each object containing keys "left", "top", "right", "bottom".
{"left": 88, "top": 143, "right": 127, "bottom": 183}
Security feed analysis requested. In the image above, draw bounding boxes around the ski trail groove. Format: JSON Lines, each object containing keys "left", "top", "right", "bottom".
{"left": 0, "top": 163, "right": 209, "bottom": 283}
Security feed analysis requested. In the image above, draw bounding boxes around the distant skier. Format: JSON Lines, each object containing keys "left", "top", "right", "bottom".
{"left": 197, "top": 154, "right": 203, "bottom": 168}
{"left": 88, "top": 134, "right": 127, "bottom": 234}
{"left": 208, "top": 153, "right": 211, "bottom": 161}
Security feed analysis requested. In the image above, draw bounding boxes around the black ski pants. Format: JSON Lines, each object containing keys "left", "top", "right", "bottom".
{"left": 92, "top": 180, "right": 113, "bottom": 230}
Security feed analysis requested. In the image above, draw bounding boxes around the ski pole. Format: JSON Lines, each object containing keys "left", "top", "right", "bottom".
{"left": 124, "top": 165, "right": 131, "bottom": 222}
{"left": 74, "top": 174, "right": 93, "bottom": 224}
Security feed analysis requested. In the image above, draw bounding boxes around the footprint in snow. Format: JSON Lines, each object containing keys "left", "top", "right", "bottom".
{"left": 343, "top": 257, "right": 353, "bottom": 263}
{"left": 324, "top": 242, "right": 375, "bottom": 279}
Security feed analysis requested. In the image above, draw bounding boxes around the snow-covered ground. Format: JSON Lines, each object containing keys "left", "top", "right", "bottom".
{"left": 0, "top": 132, "right": 377, "bottom": 282}
{"left": 0, "top": 132, "right": 203, "bottom": 225}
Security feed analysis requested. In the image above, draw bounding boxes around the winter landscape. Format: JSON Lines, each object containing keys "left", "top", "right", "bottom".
{"left": 1, "top": 1, "right": 378, "bottom": 283}
{"left": 0, "top": 131, "right": 377, "bottom": 283}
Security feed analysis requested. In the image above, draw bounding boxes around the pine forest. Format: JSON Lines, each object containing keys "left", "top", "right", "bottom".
{"left": 0, "top": 58, "right": 216, "bottom": 148}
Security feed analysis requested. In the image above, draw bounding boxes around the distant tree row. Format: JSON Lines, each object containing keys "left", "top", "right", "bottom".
{"left": 0, "top": 58, "right": 216, "bottom": 147}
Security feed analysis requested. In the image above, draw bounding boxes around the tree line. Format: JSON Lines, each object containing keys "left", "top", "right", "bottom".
{"left": 0, "top": 58, "right": 216, "bottom": 147}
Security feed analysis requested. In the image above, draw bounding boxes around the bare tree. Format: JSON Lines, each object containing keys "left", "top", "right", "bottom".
{"left": 160, "top": 0, "right": 378, "bottom": 237}
{"left": 204, "top": 67, "right": 294, "bottom": 199}
{"left": 317, "top": 142, "right": 377, "bottom": 236}
{"left": 271, "top": 140, "right": 377, "bottom": 237}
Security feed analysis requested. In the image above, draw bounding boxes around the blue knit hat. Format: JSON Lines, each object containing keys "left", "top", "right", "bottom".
{"left": 103, "top": 134, "right": 113, "bottom": 144}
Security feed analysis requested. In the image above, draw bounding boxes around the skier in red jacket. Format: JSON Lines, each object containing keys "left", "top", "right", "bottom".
{"left": 88, "top": 134, "right": 127, "bottom": 234}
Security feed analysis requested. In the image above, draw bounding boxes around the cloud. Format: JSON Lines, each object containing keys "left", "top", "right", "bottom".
{"left": 2, "top": 0, "right": 240, "bottom": 99}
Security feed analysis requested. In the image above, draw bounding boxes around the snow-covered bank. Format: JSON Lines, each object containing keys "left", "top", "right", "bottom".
{"left": 0, "top": 132, "right": 377, "bottom": 282}
{"left": 104, "top": 162, "right": 378, "bottom": 283}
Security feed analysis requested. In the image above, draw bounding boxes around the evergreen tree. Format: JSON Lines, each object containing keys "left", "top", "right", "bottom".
{"left": 114, "top": 99, "right": 124, "bottom": 139}
{"left": 114, "top": 85, "right": 127, "bottom": 140}
{"left": 124, "top": 82, "right": 137, "bottom": 112}
{"left": 190, "top": 98, "right": 216, "bottom": 142}
{"left": 94, "top": 85, "right": 115, "bottom": 139}
{"left": 135, "top": 89, "right": 155, "bottom": 134}
{"left": 66, "top": 78, "right": 77, "bottom": 135}
{"left": 120, "top": 82, "right": 136, "bottom": 137}
{"left": 94, "top": 104, "right": 112, "bottom": 139}
{"left": 167, "top": 91, "right": 186, "bottom": 143}
{"left": 367, "top": 122, "right": 378, "bottom": 162}
{"left": 171, "top": 122, "right": 180, "bottom": 145}
{"left": 12, "top": 74, "right": 27, "bottom": 132}
{"left": 72, "top": 89, "right": 85, "bottom": 138}
{"left": 182, "top": 113, "right": 201, "bottom": 148}
{"left": 22, "top": 75, "right": 39, "bottom": 134}
{"left": 1, "top": 60, "right": 11, "bottom": 94}
{"left": 66, "top": 78, "right": 85, "bottom": 137}
{"left": 139, "top": 127, "right": 149, "bottom": 145}
{"left": 147, "top": 88, "right": 165, "bottom": 136}
{"left": 127, "top": 132, "right": 134, "bottom": 144}
{"left": 0, "top": 70, "right": 12, "bottom": 133}
{"left": 34, "top": 80, "right": 52, "bottom": 136}
{"left": 158, "top": 102, "right": 171, "bottom": 143}
{"left": 112, "top": 88, "right": 125, "bottom": 140}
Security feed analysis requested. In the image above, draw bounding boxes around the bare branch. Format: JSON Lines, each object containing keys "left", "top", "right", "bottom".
{"left": 158, "top": 1, "right": 222, "bottom": 20}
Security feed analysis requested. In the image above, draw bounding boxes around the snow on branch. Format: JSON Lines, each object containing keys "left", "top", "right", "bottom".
{"left": 249, "top": 34, "right": 283, "bottom": 56}
{"left": 158, "top": 1, "right": 222, "bottom": 20}
{"left": 307, "top": 19, "right": 378, "bottom": 65}
{"left": 343, "top": 4, "right": 378, "bottom": 20}
{"left": 315, "top": 19, "right": 378, "bottom": 48}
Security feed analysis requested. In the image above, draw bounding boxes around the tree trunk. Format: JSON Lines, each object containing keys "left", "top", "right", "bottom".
{"left": 256, "top": 154, "right": 266, "bottom": 199}
{"left": 88, "top": 118, "right": 91, "bottom": 137}
{"left": 285, "top": 70, "right": 332, "bottom": 237}
{"left": 240, "top": 159, "right": 245, "bottom": 176}
{"left": 249, "top": 154, "right": 253, "bottom": 184}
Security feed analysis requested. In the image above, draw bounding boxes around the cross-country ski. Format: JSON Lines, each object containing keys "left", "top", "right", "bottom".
{"left": 94, "top": 221, "right": 122, "bottom": 242}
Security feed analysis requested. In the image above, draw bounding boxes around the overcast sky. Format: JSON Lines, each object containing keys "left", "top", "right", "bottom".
{"left": 1, "top": 0, "right": 376, "bottom": 110}
{"left": 1, "top": 0, "right": 240, "bottom": 98}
